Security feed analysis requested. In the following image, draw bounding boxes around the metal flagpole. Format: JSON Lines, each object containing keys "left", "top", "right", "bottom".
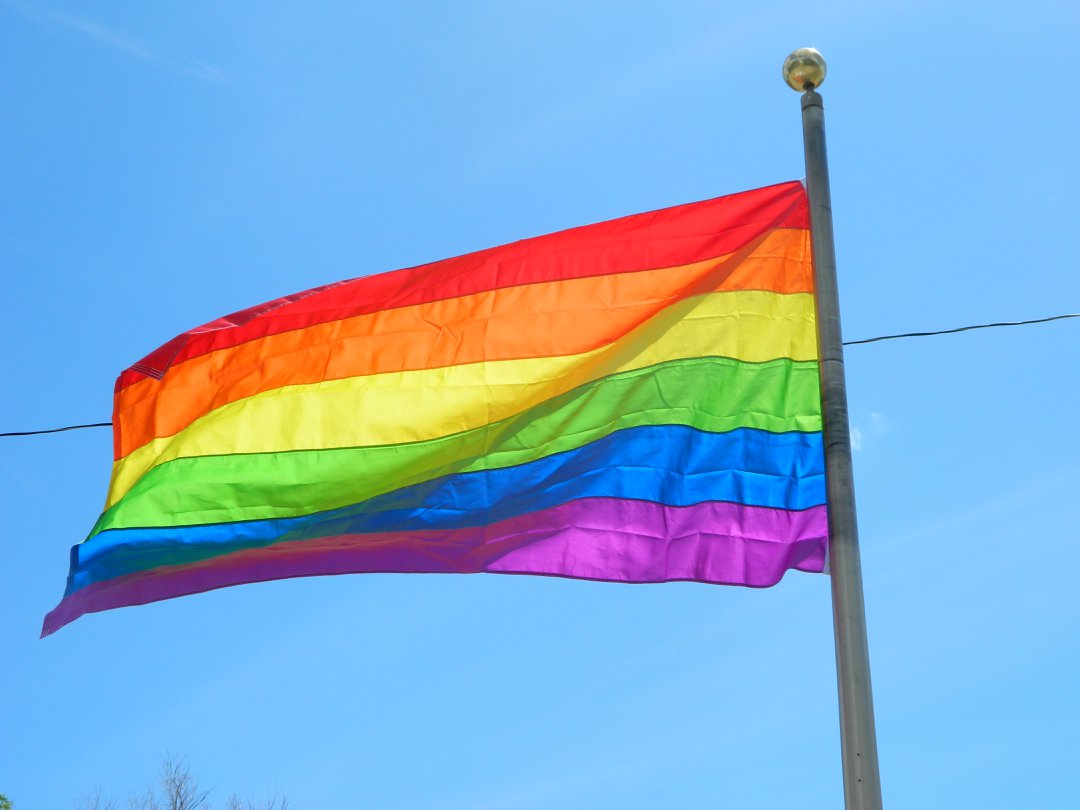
{"left": 782, "top": 48, "right": 884, "bottom": 810}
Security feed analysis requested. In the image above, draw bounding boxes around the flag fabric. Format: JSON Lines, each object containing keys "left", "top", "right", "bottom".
{"left": 43, "top": 180, "right": 827, "bottom": 636}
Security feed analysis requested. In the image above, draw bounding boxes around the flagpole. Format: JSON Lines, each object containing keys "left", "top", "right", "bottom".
{"left": 783, "top": 48, "right": 884, "bottom": 810}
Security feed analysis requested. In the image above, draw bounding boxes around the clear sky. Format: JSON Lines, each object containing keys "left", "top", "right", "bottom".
{"left": 2, "top": 1, "right": 1078, "bottom": 807}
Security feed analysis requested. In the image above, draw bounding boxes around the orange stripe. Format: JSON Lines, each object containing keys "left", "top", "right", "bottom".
{"left": 115, "top": 227, "right": 811, "bottom": 460}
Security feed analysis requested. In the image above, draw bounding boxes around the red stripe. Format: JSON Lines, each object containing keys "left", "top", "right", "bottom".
{"left": 117, "top": 181, "right": 807, "bottom": 391}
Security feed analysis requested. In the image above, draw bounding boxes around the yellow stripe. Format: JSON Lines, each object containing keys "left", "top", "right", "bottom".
{"left": 108, "top": 290, "right": 817, "bottom": 507}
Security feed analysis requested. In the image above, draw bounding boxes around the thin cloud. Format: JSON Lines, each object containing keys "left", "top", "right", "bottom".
{"left": 851, "top": 427, "right": 864, "bottom": 451}
{"left": 5, "top": 1, "right": 225, "bottom": 82}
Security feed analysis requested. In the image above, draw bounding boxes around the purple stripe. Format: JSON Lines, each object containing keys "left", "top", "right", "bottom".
{"left": 42, "top": 499, "right": 827, "bottom": 636}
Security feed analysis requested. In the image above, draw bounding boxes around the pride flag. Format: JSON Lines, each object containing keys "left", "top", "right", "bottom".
{"left": 43, "top": 180, "right": 827, "bottom": 636}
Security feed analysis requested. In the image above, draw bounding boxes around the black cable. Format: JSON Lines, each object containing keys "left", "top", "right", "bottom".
{"left": 2, "top": 312, "right": 1077, "bottom": 438}
{"left": 843, "top": 313, "right": 1080, "bottom": 346}
{"left": 0, "top": 422, "right": 112, "bottom": 438}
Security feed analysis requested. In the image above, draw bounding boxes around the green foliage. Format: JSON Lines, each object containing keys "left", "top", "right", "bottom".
{"left": 0, "top": 792, "right": 13, "bottom": 810}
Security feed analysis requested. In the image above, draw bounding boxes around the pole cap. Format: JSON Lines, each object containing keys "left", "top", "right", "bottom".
{"left": 782, "top": 48, "right": 827, "bottom": 91}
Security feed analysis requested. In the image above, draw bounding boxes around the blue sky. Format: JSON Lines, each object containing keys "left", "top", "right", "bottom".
{"left": 2, "top": 1, "right": 1078, "bottom": 807}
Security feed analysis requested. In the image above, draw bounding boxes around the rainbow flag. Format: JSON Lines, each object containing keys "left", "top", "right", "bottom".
{"left": 43, "top": 180, "right": 827, "bottom": 636}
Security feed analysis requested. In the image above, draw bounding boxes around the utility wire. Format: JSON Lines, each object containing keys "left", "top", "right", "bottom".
{"left": 0, "top": 422, "right": 112, "bottom": 438}
{"left": 2, "top": 312, "right": 1078, "bottom": 438}
{"left": 842, "top": 312, "right": 1080, "bottom": 346}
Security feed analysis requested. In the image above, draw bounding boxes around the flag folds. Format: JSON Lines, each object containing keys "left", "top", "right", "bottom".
{"left": 44, "top": 180, "right": 827, "bottom": 636}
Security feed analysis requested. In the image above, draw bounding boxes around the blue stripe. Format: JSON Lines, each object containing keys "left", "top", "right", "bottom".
{"left": 70, "top": 425, "right": 825, "bottom": 592}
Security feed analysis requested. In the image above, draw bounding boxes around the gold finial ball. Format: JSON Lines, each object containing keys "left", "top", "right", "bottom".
{"left": 782, "top": 47, "right": 827, "bottom": 91}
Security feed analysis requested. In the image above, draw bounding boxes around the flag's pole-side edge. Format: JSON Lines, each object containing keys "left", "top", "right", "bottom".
{"left": 783, "top": 49, "right": 884, "bottom": 810}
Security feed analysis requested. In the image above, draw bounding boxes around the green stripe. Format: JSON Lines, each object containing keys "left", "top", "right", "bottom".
{"left": 91, "top": 356, "right": 822, "bottom": 538}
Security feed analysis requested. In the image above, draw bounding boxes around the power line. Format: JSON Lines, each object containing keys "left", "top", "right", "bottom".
{"left": 2, "top": 311, "right": 1077, "bottom": 439}
{"left": 842, "top": 312, "right": 1080, "bottom": 346}
{"left": 0, "top": 422, "right": 112, "bottom": 438}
